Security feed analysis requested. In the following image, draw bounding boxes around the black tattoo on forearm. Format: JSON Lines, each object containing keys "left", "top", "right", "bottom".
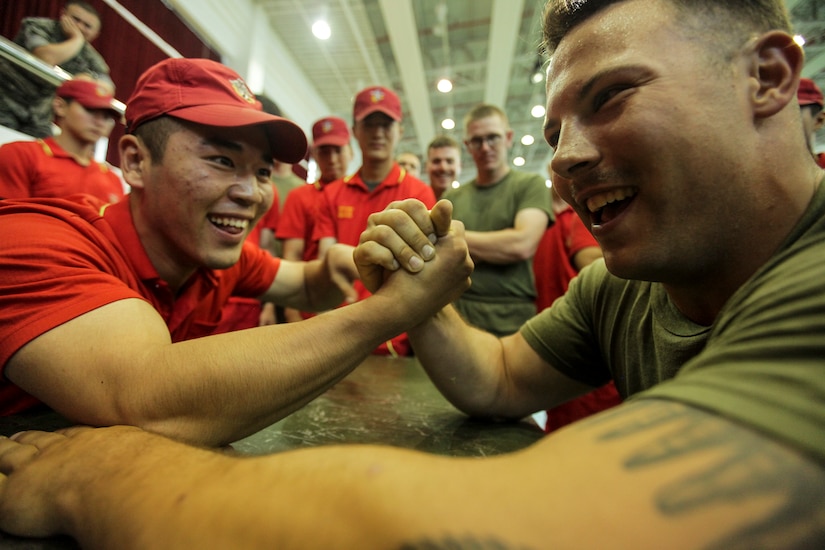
{"left": 589, "top": 400, "right": 825, "bottom": 549}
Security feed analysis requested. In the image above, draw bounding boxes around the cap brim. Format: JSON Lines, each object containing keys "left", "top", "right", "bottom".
{"left": 354, "top": 105, "right": 401, "bottom": 122}
{"left": 799, "top": 98, "right": 824, "bottom": 107}
{"left": 313, "top": 135, "right": 350, "bottom": 147}
{"left": 78, "top": 100, "right": 121, "bottom": 116}
{"left": 169, "top": 104, "right": 308, "bottom": 163}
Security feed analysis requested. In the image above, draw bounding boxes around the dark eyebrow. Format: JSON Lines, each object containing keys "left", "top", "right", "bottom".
{"left": 544, "top": 64, "right": 651, "bottom": 132}
{"left": 201, "top": 136, "right": 274, "bottom": 165}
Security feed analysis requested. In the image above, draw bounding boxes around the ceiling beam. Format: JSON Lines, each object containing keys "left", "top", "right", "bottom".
{"left": 378, "top": 0, "right": 436, "bottom": 154}
{"left": 484, "top": 0, "right": 525, "bottom": 109}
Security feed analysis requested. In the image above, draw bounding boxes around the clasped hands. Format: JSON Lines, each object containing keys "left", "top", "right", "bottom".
{"left": 354, "top": 199, "right": 473, "bottom": 307}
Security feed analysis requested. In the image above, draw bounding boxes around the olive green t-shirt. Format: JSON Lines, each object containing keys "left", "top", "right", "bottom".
{"left": 522, "top": 183, "right": 825, "bottom": 463}
{"left": 444, "top": 170, "right": 552, "bottom": 335}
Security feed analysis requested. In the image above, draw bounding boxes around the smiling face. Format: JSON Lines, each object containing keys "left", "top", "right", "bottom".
{"left": 125, "top": 121, "right": 275, "bottom": 288}
{"left": 426, "top": 145, "right": 461, "bottom": 195}
{"left": 543, "top": 0, "right": 761, "bottom": 286}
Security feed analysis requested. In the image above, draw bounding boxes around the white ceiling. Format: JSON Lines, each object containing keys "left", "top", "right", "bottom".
{"left": 189, "top": 0, "right": 825, "bottom": 181}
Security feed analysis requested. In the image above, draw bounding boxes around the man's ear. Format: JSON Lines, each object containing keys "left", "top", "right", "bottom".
{"left": 747, "top": 31, "right": 805, "bottom": 118}
{"left": 118, "top": 134, "right": 149, "bottom": 190}
{"left": 52, "top": 96, "right": 68, "bottom": 119}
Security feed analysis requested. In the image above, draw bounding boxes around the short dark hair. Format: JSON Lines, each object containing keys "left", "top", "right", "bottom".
{"left": 542, "top": 0, "right": 791, "bottom": 60}
{"left": 133, "top": 116, "right": 185, "bottom": 164}
{"left": 66, "top": 1, "right": 101, "bottom": 20}
{"left": 462, "top": 104, "right": 508, "bottom": 134}
{"left": 427, "top": 134, "right": 460, "bottom": 152}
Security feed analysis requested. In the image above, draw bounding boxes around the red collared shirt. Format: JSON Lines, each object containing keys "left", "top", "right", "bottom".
{"left": 313, "top": 163, "right": 436, "bottom": 246}
{"left": 0, "top": 195, "right": 280, "bottom": 414}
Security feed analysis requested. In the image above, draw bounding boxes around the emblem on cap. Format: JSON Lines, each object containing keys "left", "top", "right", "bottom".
{"left": 230, "top": 78, "right": 256, "bottom": 104}
{"left": 369, "top": 88, "right": 385, "bottom": 104}
{"left": 322, "top": 120, "right": 334, "bottom": 133}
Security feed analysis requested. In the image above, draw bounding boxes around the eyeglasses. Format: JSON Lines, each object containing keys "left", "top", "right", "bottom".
{"left": 466, "top": 133, "right": 503, "bottom": 151}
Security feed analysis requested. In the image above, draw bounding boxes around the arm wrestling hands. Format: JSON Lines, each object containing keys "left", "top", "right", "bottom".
{"left": 354, "top": 199, "right": 473, "bottom": 325}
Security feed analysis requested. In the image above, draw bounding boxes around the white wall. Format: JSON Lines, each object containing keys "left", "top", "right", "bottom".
{"left": 166, "top": 0, "right": 330, "bottom": 135}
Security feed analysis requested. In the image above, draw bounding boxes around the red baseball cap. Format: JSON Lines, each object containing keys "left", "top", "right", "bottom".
{"left": 312, "top": 116, "right": 350, "bottom": 147}
{"left": 353, "top": 86, "right": 402, "bottom": 122}
{"left": 125, "top": 58, "right": 307, "bottom": 163}
{"left": 55, "top": 79, "right": 119, "bottom": 116}
{"left": 798, "top": 78, "right": 824, "bottom": 108}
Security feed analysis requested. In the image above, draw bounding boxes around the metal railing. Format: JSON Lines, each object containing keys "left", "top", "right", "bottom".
{"left": 0, "top": 34, "right": 125, "bottom": 114}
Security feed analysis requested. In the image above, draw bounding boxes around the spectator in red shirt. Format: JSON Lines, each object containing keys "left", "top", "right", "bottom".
{"left": 0, "top": 78, "right": 123, "bottom": 202}
{"left": 277, "top": 116, "right": 353, "bottom": 322}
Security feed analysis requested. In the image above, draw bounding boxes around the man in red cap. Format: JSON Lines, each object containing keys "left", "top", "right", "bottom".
{"left": 313, "top": 86, "right": 436, "bottom": 356}
{"left": 277, "top": 116, "right": 353, "bottom": 322}
{"left": 0, "top": 78, "right": 124, "bottom": 202}
{"left": 798, "top": 77, "right": 825, "bottom": 168}
{"left": 0, "top": 59, "right": 469, "bottom": 447}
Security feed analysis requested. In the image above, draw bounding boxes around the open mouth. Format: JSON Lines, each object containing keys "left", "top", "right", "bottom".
{"left": 209, "top": 216, "right": 248, "bottom": 236}
{"left": 587, "top": 187, "right": 637, "bottom": 226}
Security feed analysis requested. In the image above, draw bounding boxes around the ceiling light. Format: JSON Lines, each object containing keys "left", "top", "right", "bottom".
{"left": 513, "top": 156, "right": 526, "bottom": 167}
{"left": 794, "top": 34, "right": 806, "bottom": 46}
{"left": 437, "top": 78, "right": 453, "bottom": 93}
{"left": 521, "top": 135, "right": 535, "bottom": 146}
{"left": 441, "top": 118, "right": 455, "bottom": 130}
{"left": 312, "top": 20, "right": 331, "bottom": 40}
{"left": 531, "top": 105, "right": 546, "bottom": 118}
{"left": 531, "top": 71, "right": 544, "bottom": 84}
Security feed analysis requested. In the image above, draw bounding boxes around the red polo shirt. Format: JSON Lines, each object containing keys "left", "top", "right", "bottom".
{"left": 277, "top": 180, "right": 327, "bottom": 261}
{"left": 313, "top": 164, "right": 436, "bottom": 245}
{"left": 0, "top": 195, "right": 281, "bottom": 415}
{"left": 0, "top": 138, "right": 125, "bottom": 202}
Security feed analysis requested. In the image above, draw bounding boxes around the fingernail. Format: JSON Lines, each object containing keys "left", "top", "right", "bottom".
{"left": 409, "top": 256, "right": 423, "bottom": 270}
{"left": 422, "top": 245, "right": 435, "bottom": 260}
{"left": 391, "top": 259, "right": 400, "bottom": 270}
{"left": 428, "top": 233, "right": 437, "bottom": 244}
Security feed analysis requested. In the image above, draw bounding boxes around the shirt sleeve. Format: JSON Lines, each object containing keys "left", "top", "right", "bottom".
{"left": 0, "top": 142, "right": 37, "bottom": 199}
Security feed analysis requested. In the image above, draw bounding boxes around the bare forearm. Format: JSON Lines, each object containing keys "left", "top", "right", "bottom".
{"left": 135, "top": 301, "right": 403, "bottom": 445}
{"left": 32, "top": 37, "right": 85, "bottom": 66}
{"left": 465, "top": 229, "right": 539, "bottom": 264}
{"left": 409, "top": 306, "right": 508, "bottom": 417}
{"left": 11, "top": 401, "right": 822, "bottom": 549}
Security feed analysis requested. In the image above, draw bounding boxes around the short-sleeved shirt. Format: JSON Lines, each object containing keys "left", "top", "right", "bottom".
{"left": 0, "top": 195, "right": 281, "bottom": 415}
{"left": 533, "top": 205, "right": 600, "bottom": 312}
{"left": 0, "top": 17, "right": 112, "bottom": 137}
{"left": 277, "top": 180, "right": 329, "bottom": 261}
{"left": 313, "top": 164, "right": 436, "bottom": 246}
{"left": 522, "top": 182, "right": 825, "bottom": 464}
{"left": 443, "top": 170, "right": 552, "bottom": 335}
{"left": 0, "top": 138, "right": 124, "bottom": 202}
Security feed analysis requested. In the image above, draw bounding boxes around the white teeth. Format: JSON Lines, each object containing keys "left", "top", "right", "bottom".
{"left": 586, "top": 187, "right": 637, "bottom": 213}
{"left": 209, "top": 216, "right": 249, "bottom": 230}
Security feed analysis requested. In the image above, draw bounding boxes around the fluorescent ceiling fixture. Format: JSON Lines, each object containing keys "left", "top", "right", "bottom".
{"left": 441, "top": 118, "right": 455, "bottom": 130}
{"left": 437, "top": 78, "right": 453, "bottom": 93}
{"left": 531, "top": 105, "right": 546, "bottom": 118}
{"left": 312, "top": 20, "right": 331, "bottom": 40}
{"left": 513, "top": 156, "right": 525, "bottom": 167}
{"left": 521, "top": 134, "right": 535, "bottom": 146}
